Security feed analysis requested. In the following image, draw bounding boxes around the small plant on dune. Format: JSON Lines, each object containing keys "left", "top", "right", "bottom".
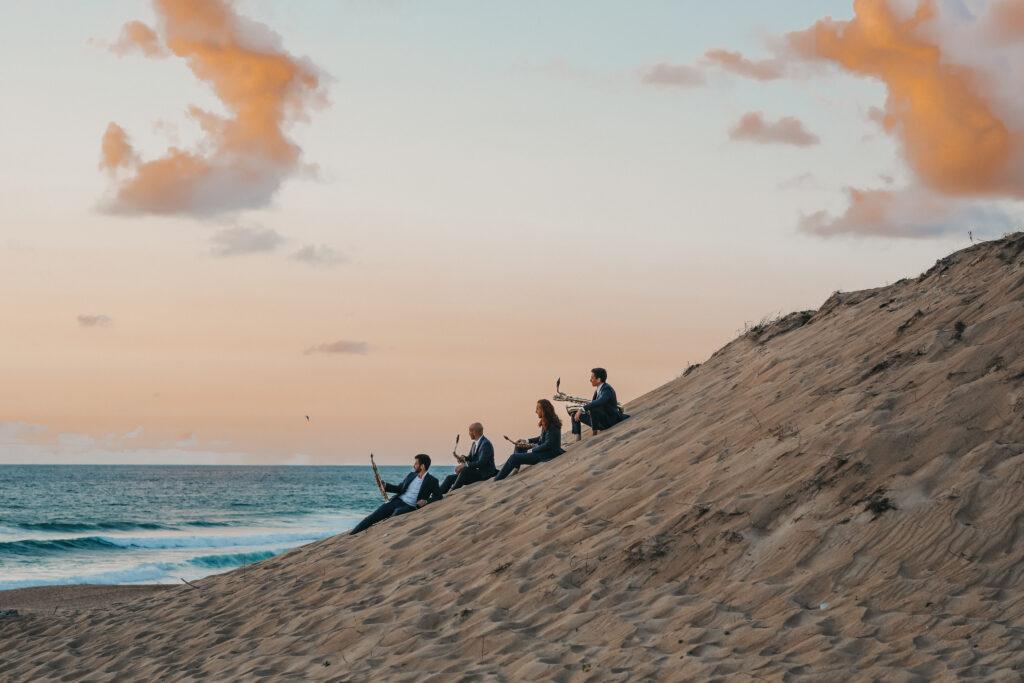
{"left": 863, "top": 489, "right": 897, "bottom": 520}
{"left": 625, "top": 534, "right": 670, "bottom": 566}
{"left": 740, "top": 313, "right": 783, "bottom": 340}
{"left": 769, "top": 422, "right": 799, "bottom": 441}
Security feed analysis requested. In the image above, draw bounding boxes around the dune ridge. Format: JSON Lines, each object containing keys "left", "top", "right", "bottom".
{"left": 4, "top": 235, "right": 1024, "bottom": 681}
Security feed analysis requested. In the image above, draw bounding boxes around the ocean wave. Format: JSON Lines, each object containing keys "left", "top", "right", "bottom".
{"left": 0, "top": 550, "right": 282, "bottom": 590}
{"left": 0, "top": 562, "right": 182, "bottom": 591}
{"left": 0, "top": 530, "right": 336, "bottom": 557}
{"left": 1, "top": 520, "right": 175, "bottom": 533}
{"left": 102, "top": 531, "right": 331, "bottom": 550}
{"left": 187, "top": 550, "right": 277, "bottom": 568}
{"left": 0, "top": 536, "right": 124, "bottom": 556}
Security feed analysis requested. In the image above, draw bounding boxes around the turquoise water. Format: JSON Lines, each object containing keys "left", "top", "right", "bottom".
{"left": 0, "top": 465, "right": 451, "bottom": 590}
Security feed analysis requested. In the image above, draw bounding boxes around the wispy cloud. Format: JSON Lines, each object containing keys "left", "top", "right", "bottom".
{"left": 639, "top": 62, "right": 705, "bottom": 87}
{"left": 702, "top": 49, "right": 784, "bottom": 80}
{"left": 109, "top": 20, "right": 167, "bottom": 58}
{"left": 798, "top": 187, "right": 1018, "bottom": 239}
{"left": 778, "top": 172, "right": 819, "bottom": 190}
{"left": 210, "top": 226, "right": 285, "bottom": 257}
{"left": 292, "top": 244, "right": 346, "bottom": 267}
{"left": 77, "top": 314, "right": 113, "bottom": 328}
{"left": 303, "top": 340, "right": 369, "bottom": 356}
{"left": 729, "top": 111, "right": 819, "bottom": 146}
{"left": 0, "top": 422, "right": 47, "bottom": 444}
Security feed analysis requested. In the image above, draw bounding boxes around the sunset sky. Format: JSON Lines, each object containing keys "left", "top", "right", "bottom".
{"left": 2, "top": 0, "right": 1022, "bottom": 464}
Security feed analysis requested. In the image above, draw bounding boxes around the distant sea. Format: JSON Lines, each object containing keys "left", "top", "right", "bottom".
{"left": 0, "top": 464, "right": 452, "bottom": 591}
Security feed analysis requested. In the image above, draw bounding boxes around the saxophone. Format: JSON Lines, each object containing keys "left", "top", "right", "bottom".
{"left": 552, "top": 377, "right": 623, "bottom": 412}
{"left": 369, "top": 453, "right": 388, "bottom": 501}
{"left": 503, "top": 435, "right": 533, "bottom": 450}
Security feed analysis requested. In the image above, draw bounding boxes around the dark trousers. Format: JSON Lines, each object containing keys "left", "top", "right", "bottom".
{"left": 349, "top": 497, "right": 416, "bottom": 535}
{"left": 495, "top": 448, "right": 546, "bottom": 481}
{"left": 570, "top": 411, "right": 593, "bottom": 436}
{"left": 440, "top": 468, "right": 492, "bottom": 494}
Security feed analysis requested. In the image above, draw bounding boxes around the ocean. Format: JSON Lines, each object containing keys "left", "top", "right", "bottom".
{"left": 0, "top": 464, "right": 452, "bottom": 590}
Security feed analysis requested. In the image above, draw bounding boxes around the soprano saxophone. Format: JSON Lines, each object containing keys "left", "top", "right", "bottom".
{"left": 369, "top": 453, "right": 388, "bottom": 501}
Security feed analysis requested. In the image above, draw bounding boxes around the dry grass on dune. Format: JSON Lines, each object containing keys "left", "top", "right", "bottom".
{"left": 5, "top": 235, "right": 1024, "bottom": 681}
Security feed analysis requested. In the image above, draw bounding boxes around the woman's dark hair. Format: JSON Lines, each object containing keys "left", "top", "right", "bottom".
{"left": 591, "top": 367, "right": 607, "bottom": 382}
{"left": 415, "top": 453, "right": 431, "bottom": 470}
{"left": 536, "top": 399, "right": 562, "bottom": 430}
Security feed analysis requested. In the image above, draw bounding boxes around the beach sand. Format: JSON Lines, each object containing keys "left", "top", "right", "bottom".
{"left": 4, "top": 234, "right": 1024, "bottom": 680}
{"left": 0, "top": 585, "right": 171, "bottom": 614}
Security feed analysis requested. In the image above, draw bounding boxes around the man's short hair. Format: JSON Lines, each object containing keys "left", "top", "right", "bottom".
{"left": 415, "top": 453, "right": 431, "bottom": 470}
{"left": 470, "top": 422, "right": 483, "bottom": 433}
{"left": 591, "top": 367, "right": 608, "bottom": 382}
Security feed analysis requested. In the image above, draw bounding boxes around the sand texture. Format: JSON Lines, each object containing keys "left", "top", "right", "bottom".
{"left": 5, "top": 235, "right": 1024, "bottom": 681}
{"left": 0, "top": 585, "right": 171, "bottom": 614}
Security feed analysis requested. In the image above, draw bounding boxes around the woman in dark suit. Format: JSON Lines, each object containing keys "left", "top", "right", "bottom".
{"left": 495, "top": 399, "right": 565, "bottom": 481}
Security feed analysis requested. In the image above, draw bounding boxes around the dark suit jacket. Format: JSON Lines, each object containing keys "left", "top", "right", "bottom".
{"left": 583, "top": 382, "right": 628, "bottom": 430}
{"left": 464, "top": 436, "right": 496, "bottom": 477}
{"left": 526, "top": 426, "right": 565, "bottom": 461}
{"left": 384, "top": 471, "right": 442, "bottom": 505}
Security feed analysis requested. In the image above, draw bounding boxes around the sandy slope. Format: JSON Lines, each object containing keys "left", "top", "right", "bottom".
{"left": 4, "top": 235, "right": 1024, "bottom": 681}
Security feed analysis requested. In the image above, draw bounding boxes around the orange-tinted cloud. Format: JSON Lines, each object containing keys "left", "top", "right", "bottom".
{"left": 110, "top": 20, "right": 167, "bottom": 58}
{"left": 100, "top": 123, "right": 138, "bottom": 172}
{"left": 989, "top": 0, "right": 1024, "bottom": 43}
{"left": 799, "top": 186, "right": 1015, "bottom": 238}
{"left": 787, "top": 0, "right": 1017, "bottom": 197}
{"left": 639, "top": 62, "right": 705, "bottom": 87}
{"left": 100, "top": 0, "right": 326, "bottom": 217}
{"left": 729, "top": 111, "right": 819, "bottom": 146}
{"left": 703, "top": 49, "right": 783, "bottom": 80}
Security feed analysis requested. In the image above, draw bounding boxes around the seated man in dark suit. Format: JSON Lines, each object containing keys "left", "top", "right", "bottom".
{"left": 440, "top": 422, "right": 496, "bottom": 494}
{"left": 570, "top": 367, "right": 628, "bottom": 442}
{"left": 350, "top": 453, "right": 442, "bottom": 535}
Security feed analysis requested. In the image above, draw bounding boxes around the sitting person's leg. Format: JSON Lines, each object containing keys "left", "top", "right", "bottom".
{"left": 391, "top": 501, "right": 418, "bottom": 517}
{"left": 452, "top": 468, "right": 488, "bottom": 490}
{"left": 350, "top": 498, "right": 404, "bottom": 535}
{"left": 570, "top": 411, "right": 592, "bottom": 439}
{"left": 439, "top": 473, "right": 459, "bottom": 495}
{"left": 495, "top": 452, "right": 543, "bottom": 481}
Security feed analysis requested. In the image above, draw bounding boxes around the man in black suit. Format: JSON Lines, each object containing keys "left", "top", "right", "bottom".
{"left": 350, "top": 453, "right": 442, "bottom": 535}
{"left": 570, "top": 367, "right": 628, "bottom": 442}
{"left": 440, "top": 422, "right": 496, "bottom": 494}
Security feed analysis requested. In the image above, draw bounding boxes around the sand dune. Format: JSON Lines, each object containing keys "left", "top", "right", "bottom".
{"left": 4, "top": 235, "right": 1024, "bottom": 680}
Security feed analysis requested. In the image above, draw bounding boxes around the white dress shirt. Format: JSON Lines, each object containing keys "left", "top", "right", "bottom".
{"left": 399, "top": 473, "right": 425, "bottom": 506}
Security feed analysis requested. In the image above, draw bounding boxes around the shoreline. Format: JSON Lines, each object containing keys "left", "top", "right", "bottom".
{"left": 0, "top": 584, "right": 171, "bottom": 614}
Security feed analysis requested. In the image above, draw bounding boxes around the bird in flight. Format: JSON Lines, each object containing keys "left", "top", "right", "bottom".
{"left": 305, "top": 415, "right": 310, "bottom": 422}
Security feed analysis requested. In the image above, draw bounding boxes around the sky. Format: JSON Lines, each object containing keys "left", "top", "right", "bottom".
{"left": 1, "top": 0, "right": 1022, "bottom": 464}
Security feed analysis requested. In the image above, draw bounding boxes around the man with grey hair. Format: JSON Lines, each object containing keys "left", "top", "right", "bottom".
{"left": 439, "top": 422, "right": 496, "bottom": 494}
